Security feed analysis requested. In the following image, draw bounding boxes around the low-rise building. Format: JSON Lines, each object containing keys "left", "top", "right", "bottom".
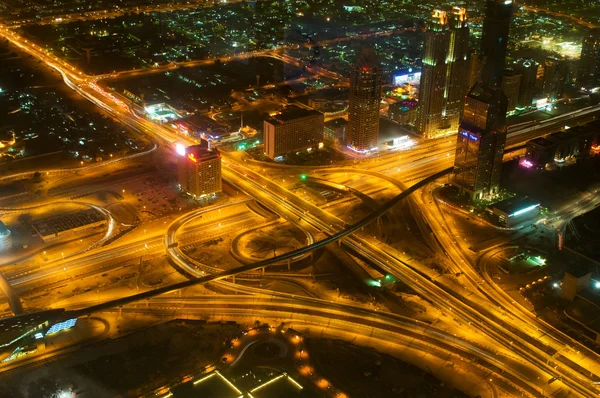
{"left": 547, "top": 131, "right": 579, "bottom": 162}
{"left": 388, "top": 100, "right": 418, "bottom": 125}
{"left": 488, "top": 197, "right": 541, "bottom": 227}
{"left": 263, "top": 106, "right": 324, "bottom": 159}
{"left": 323, "top": 118, "right": 347, "bottom": 145}
{"left": 525, "top": 137, "right": 556, "bottom": 168}
{"left": 31, "top": 209, "right": 107, "bottom": 243}
{"left": 570, "top": 125, "right": 599, "bottom": 158}
{"left": 562, "top": 268, "right": 592, "bottom": 301}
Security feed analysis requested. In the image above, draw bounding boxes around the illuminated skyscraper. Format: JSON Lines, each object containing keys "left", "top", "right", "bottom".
{"left": 453, "top": 85, "right": 508, "bottom": 199}
{"left": 578, "top": 29, "right": 600, "bottom": 91}
{"left": 452, "top": 0, "right": 513, "bottom": 200}
{"left": 479, "top": 0, "right": 514, "bottom": 90}
{"left": 347, "top": 46, "right": 382, "bottom": 152}
{"left": 177, "top": 142, "right": 222, "bottom": 198}
{"left": 465, "top": 51, "right": 485, "bottom": 94}
{"left": 416, "top": 7, "right": 469, "bottom": 138}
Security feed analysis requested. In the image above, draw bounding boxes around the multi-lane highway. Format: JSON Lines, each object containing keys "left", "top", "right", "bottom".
{"left": 2, "top": 23, "right": 600, "bottom": 397}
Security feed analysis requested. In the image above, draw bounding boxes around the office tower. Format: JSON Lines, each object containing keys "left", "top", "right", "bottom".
{"left": 514, "top": 58, "right": 538, "bottom": 108}
{"left": 177, "top": 141, "right": 222, "bottom": 198}
{"left": 263, "top": 105, "right": 324, "bottom": 159}
{"left": 578, "top": 29, "right": 600, "bottom": 91}
{"left": 501, "top": 69, "right": 521, "bottom": 112}
{"left": 416, "top": 8, "right": 469, "bottom": 139}
{"left": 453, "top": 85, "right": 508, "bottom": 199}
{"left": 542, "top": 57, "right": 567, "bottom": 100}
{"left": 480, "top": 0, "right": 514, "bottom": 90}
{"left": 466, "top": 51, "right": 485, "bottom": 95}
{"left": 347, "top": 46, "right": 382, "bottom": 152}
{"left": 452, "top": 0, "right": 513, "bottom": 200}
{"left": 446, "top": 7, "right": 470, "bottom": 130}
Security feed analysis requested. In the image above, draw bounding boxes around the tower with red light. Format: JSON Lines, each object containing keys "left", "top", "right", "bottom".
{"left": 176, "top": 141, "right": 222, "bottom": 198}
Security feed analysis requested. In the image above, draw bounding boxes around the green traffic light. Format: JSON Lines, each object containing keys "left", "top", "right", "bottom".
{"left": 300, "top": 174, "right": 307, "bottom": 180}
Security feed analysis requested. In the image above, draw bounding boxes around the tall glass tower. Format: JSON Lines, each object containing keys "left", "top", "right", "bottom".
{"left": 452, "top": 0, "right": 513, "bottom": 200}
{"left": 416, "top": 8, "right": 469, "bottom": 139}
{"left": 480, "top": 0, "right": 514, "bottom": 90}
{"left": 346, "top": 46, "right": 382, "bottom": 152}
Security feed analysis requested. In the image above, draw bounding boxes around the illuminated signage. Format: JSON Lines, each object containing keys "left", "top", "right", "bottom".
{"left": 175, "top": 143, "right": 186, "bottom": 156}
{"left": 521, "top": 159, "right": 533, "bottom": 168}
{"left": 536, "top": 98, "right": 548, "bottom": 109}
{"left": 461, "top": 131, "right": 479, "bottom": 141}
{"left": 188, "top": 153, "right": 198, "bottom": 163}
{"left": 46, "top": 318, "right": 77, "bottom": 335}
{"left": 508, "top": 204, "right": 540, "bottom": 218}
{"left": 393, "top": 69, "right": 421, "bottom": 86}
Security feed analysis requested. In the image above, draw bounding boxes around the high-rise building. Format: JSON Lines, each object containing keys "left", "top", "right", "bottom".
{"left": 514, "top": 58, "right": 538, "bottom": 108}
{"left": 479, "top": 0, "right": 514, "bottom": 90}
{"left": 465, "top": 51, "right": 485, "bottom": 95}
{"left": 416, "top": 7, "right": 469, "bottom": 139}
{"left": 453, "top": 85, "right": 508, "bottom": 199}
{"left": 542, "top": 57, "right": 567, "bottom": 100}
{"left": 177, "top": 141, "right": 222, "bottom": 198}
{"left": 452, "top": 0, "right": 513, "bottom": 200}
{"left": 501, "top": 69, "right": 521, "bottom": 113}
{"left": 577, "top": 29, "right": 600, "bottom": 91}
{"left": 263, "top": 106, "right": 324, "bottom": 159}
{"left": 347, "top": 46, "right": 382, "bottom": 152}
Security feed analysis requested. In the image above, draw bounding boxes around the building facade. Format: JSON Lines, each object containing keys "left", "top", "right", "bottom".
{"left": 324, "top": 118, "right": 348, "bottom": 145}
{"left": 525, "top": 137, "right": 556, "bottom": 168}
{"left": 465, "top": 51, "right": 485, "bottom": 96}
{"left": 577, "top": 29, "right": 600, "bottom": 91}
{"left": 452, "top": 0, "right": 512, "bottom": 200}
{"left": 542, "top": 57, "right": 567, "bottom": 100}
{"left": 263, "top": 106, "right": 324, "bottom": 159}
{"left": 501, "top": 69, "right": 521, "bottom": 113}
{"left": 416, "top": 7, "right": 469, "bottom": 139}
{"left": 479, "top": 0, "right": 514, "bottom": 90}
{"left": 514, "top": 58, "right": 538, "bottom": 108}
{"left": 388, "top": 100, "right": 418, "bottom": 125}
{"left": 453, "top": 86, "right": 508, "bottom": 199}
{"left": 177, "top": 142, "right": 222, "bottom": 198}
{"left": 347, "top": 46, "right": 383, "bottom": 152}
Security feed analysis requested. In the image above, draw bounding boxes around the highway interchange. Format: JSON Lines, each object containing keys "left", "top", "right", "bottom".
{"left": 1, "top": 23, "right": 600, "bottom": 397}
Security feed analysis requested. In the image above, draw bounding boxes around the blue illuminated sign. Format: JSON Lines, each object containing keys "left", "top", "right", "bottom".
{"left": 461, "top": 131, "right": 479, "bottom": 141}
{"left": 508, "top": 204, "right": 540, "bottom": 218}
{"left": 46, "top": 318, "right": 77, "bottom": 335}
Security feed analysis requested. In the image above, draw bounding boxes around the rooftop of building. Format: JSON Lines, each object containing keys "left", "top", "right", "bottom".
{"left": 265, "top": 106, "right": 323, "bottom": 125}
{"left": 503, "top": 68, "right": 521, "bottom": 78}
{"left": 390, "top": 99, "right": 418, "bottom": 110}
{"left": 467, "top": 83, "right": 498, "bottom": 103}
{"left": 566, "top": 266, "right": 591, "bottom": 279}
{"left": 490, "top": 196, "right": 540, "bottom": 216}
{"left": 184, "top": 142, "right": 220, "bottom": 163}
{"left": 325, "top": 118, "right": 348, "bottom": 128}
{"left": 528, "top": 137, "right": 555, "bottom": 148}
{"left": 354, "top": 45, "right": 379, "bottom": 69}
{"left": 548, "top": 130, "right": 577, "bottom": 143}
{"left": 570, "top": 125, "right": 598, "bottom": 138}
